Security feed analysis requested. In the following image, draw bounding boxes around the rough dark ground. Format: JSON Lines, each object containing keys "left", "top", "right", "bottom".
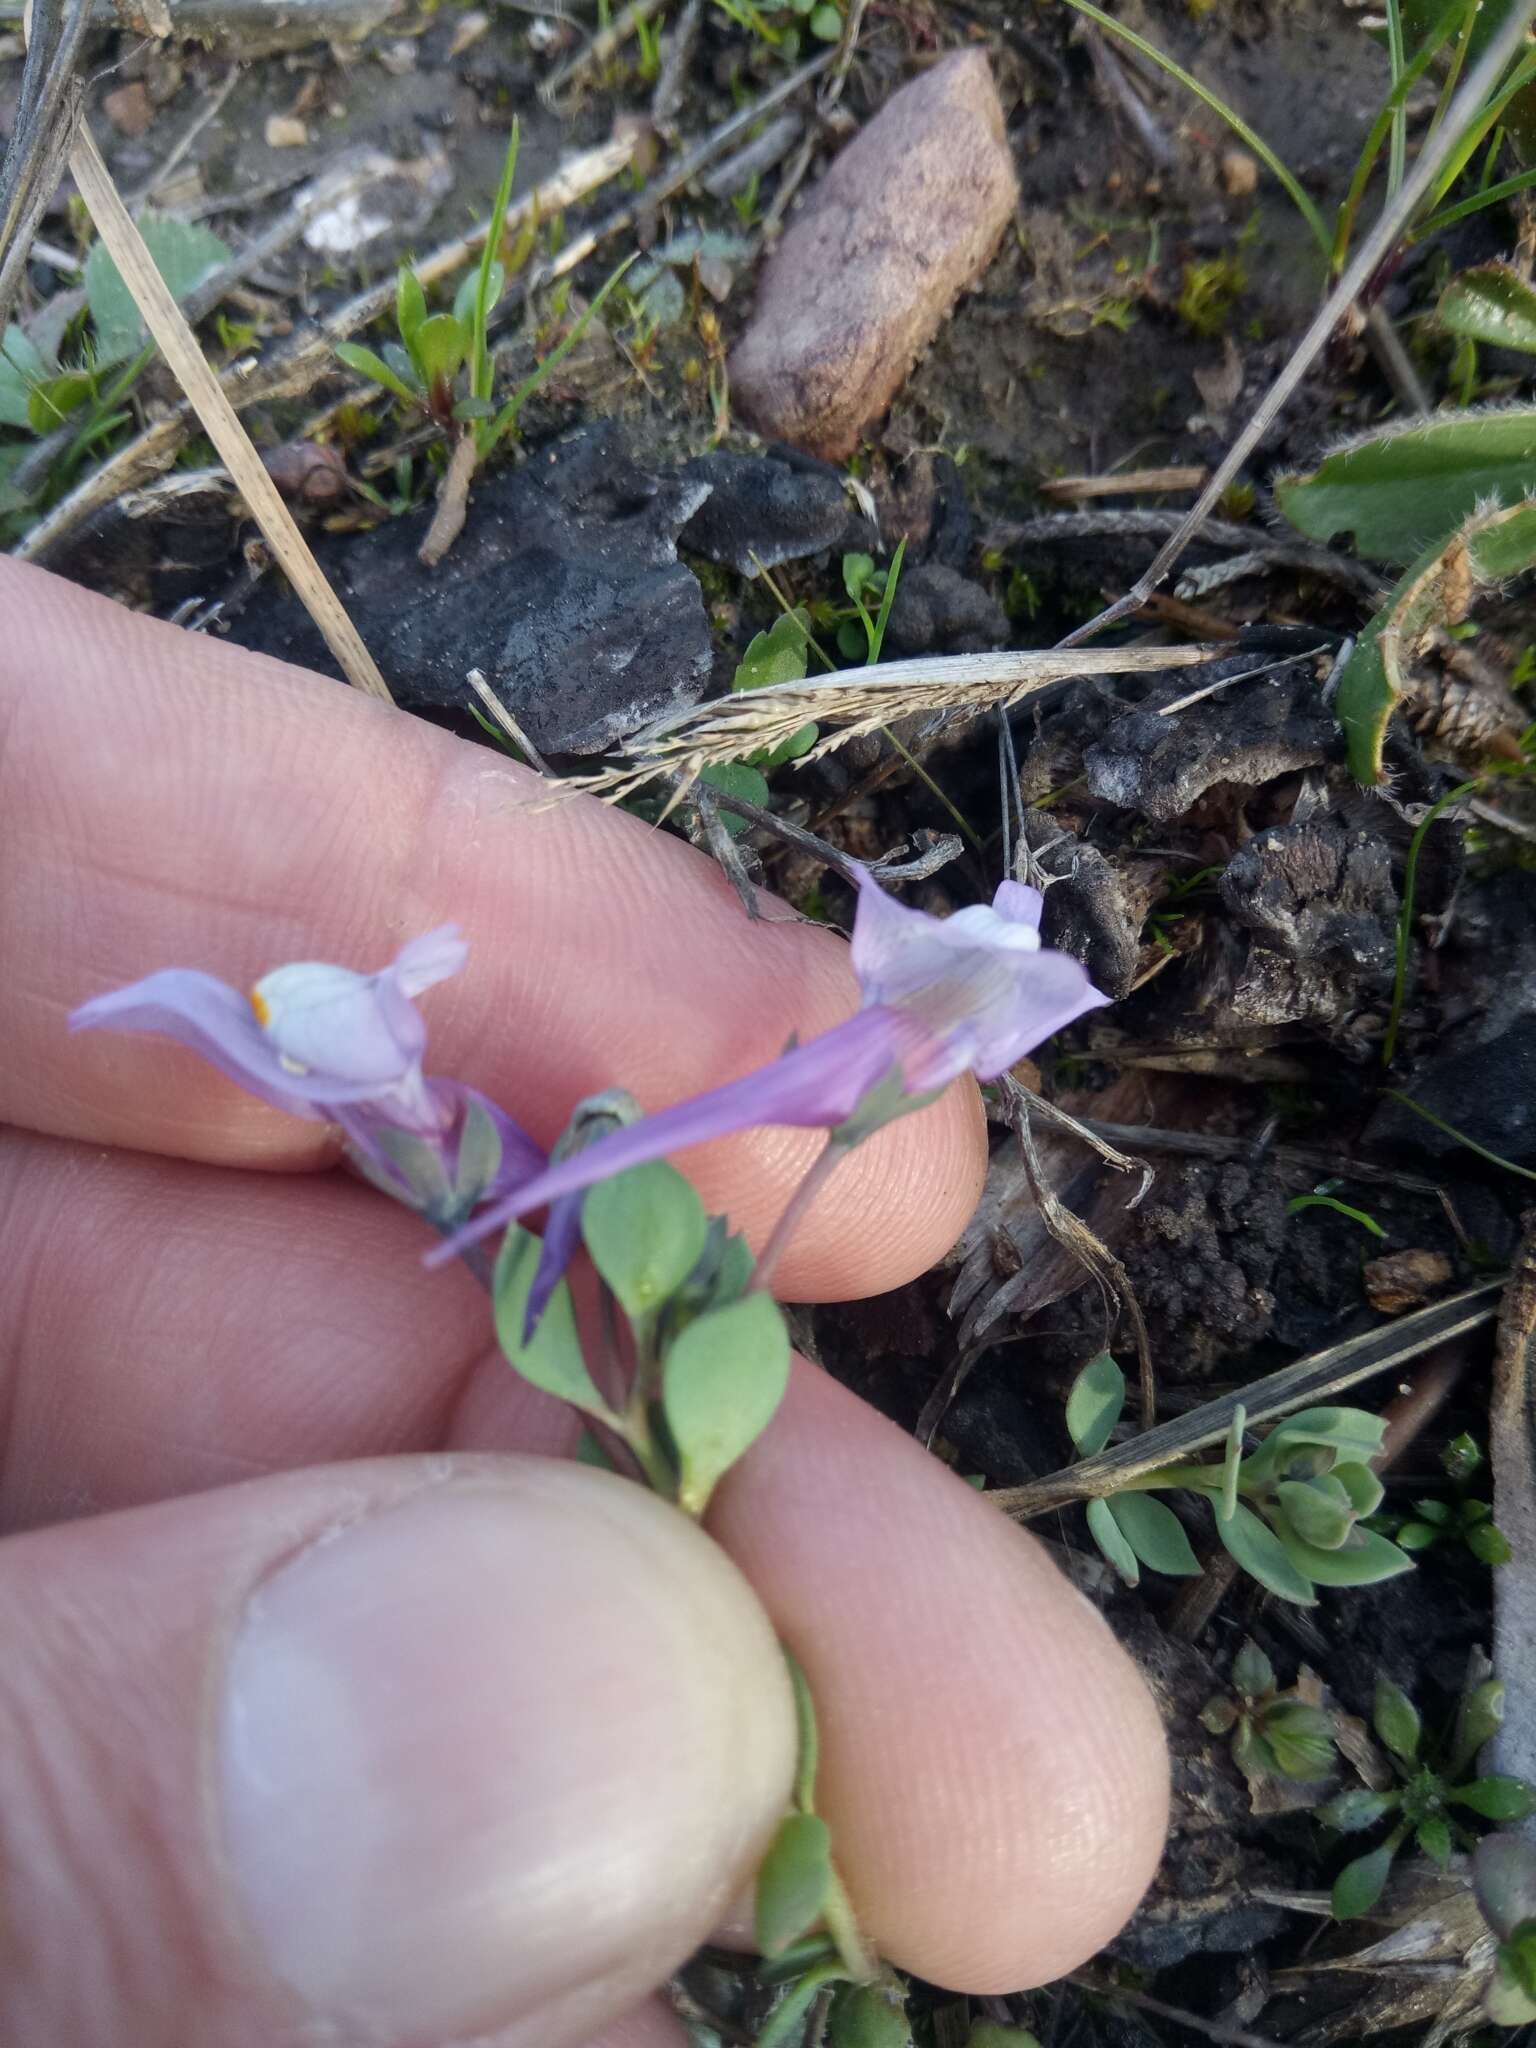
{"left": 6, "top": 0, "right": 1536, "bottom": 2042}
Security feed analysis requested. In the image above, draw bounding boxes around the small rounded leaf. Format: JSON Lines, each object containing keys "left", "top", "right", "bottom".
{"left": 1085, "top": 1495, "right": 1139, "bottom": 1586}
{"left": 411, "top": 311, "right": 468, "bottom": 390}
{"left": 967, "top": 2030, "right": 1043, "bottom": 2048}
{"left": 1233, "top": 1639, "right": 1277, "bottom": 1700}
{"left": 1417, "top": 1817, "right": 1453, "bottom": 1869}
{"left": 1107, "top": 1492, "right": 1202, "bottom": 1576}
{"left": 396, "top": 264, "right": 427, "bottom": 348}
{"left": 1332, "top": 1840, "right": 1398, "bottom": 1920}
{"left": 827, "top": 1981, "right": 912, "bottom": 2048}
{"left": 1319, "top": 1787, "right": 1398, "bottom": 1834}
{"left": 1066, "top": 1352, "right": 1125, "bottom": 1457}
{"left": 1217, "top": 1502, "right": 1318, "bottom": 1606}
{"left": 1396, "top": 1521, "right": 1441, "bottom": 1551}
{"left": 1488, "top": 1947, "right": 1536, "bottom": 2026}
{"left": 755, "top": 1813, "right": 833, "bottom": 1957}
{"left": 1277, "top": 1523, "right": 1416, "bottom": 1589}
{"left": 1335, "top": 1461, "right": 1385, "bottom": 1518}
{"left": 1201, "top": 1695, "right": 1240, "bottom": 1735}
{"left": 663, "top": 1291, "right": 791, "bottom": 1516}
{"left": 492, "top": 1223, "right": 610, "bottom": 1420}
{"left": 1373, "top": 1678, "right": 1421, "bottom": 1764}
{"left": 1264, "top": 1701, "right": 1336, "bottom": 1781}
{"left": 1278, "top": 1476, "right": 1355, "bottom": 1550}
{"left": 1452, "top": 1775, "right": 1536, "bottom": 1822}
{"left": 1467, "top": 1519, "right": 1514, "bottom": 1566}
{"left": 581, "top": 1159, "right": 709, "bottom": 1322}
{"left": 1475, "top": 1835, "right": 1536, "bottom": 1940}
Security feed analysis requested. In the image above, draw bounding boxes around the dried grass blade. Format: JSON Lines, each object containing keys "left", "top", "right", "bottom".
{"left": 991, "top": 1277, "right": 1505, "bottom": 1519}
{"left": 67, "top": 127, "right": 393, "bottom": 700}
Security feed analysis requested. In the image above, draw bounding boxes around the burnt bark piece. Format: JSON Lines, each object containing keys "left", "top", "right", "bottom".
{"left": 219, "top": 425, "right": 714, "bottom": 756}
{"left": 677, "top": 446, "right": 867, "bottom": 574}
{"left": 1083, "top": 654, "right": 1336, "bottom": 822}
{"left": 1218, "top": 814, "right": 1398, "bottom": 1029}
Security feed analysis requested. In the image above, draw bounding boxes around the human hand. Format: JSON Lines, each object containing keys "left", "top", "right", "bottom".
{"left": 0, "top": 556, "right": 1168, "bottom": 2048}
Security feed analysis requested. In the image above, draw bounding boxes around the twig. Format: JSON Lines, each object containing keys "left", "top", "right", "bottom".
{"left": 1157, "top": 646, "right": 1330, "bottom": 717}
{"left": 540, "top": 0, "right": 668, "bottom": 104}
{"left": 1057, "top": 0, "right": 1536, "bottom": 646}
{"left": 68, "top": 124, "right": 392, "bottom": 701}
{"left": 990, "top": 1278, "right": 1506, "bottom": 1519}
{"left": 1068, "top": 1975, "right": 1282, "bottom": 2048}
{"left": 464, "top": 668, "right": 554, "bottom": 776}
{"left": 1042, "top": 465, "right": 1207, "bottom": 501}
{"left": 1002, "top": 1073, "right": 1157, "bottom": 1430}
{"left": 1014, "top": 1089, "right": 1154, "bottom": 1203}
{"left": 418, "top": 431, "right": 478, "bottom": 568}
{"left": 0, "top": 0, "right": 91, "bottom": 333}
{"left": 1073, "top": 1118, "right": 1445, "bottom": 1195}
{"left": 818, "top": 0, "right": 867, "bottom": 111}
{"left": 1470, "top": 796, "right": 1536, "bottom": 844}
{"left": 16, "top": 136, "right": 637, "bottom": 564}
{"left": 987, "top": 508, "right": 1383, "bottom": 602}
{"left": 651, "top": 0, "right": 701, "bottom": 129}
{"left": 1490, "top": 1215, "right": 1536, "bottom": 1790}
{"left": 1365, "top": 300, "right": 1432, "bottom": 414}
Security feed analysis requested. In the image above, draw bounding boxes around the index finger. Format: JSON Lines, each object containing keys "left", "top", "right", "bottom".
{"left": 0, "top": 558, "right": 985, "bottom": 1299}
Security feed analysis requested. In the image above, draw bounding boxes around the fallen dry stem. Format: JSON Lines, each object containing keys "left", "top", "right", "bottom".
{"left": 1490, "top": 1215, "right": 1536, "bottom": 1788}
{"left": 561, "top": 644, "right": 1221, "bottom": 800}
{"left": 991, "top": 1277, "right": 1505, "bottom": 1519}
{"left": 68, "top": 124, "right": 392, "bottom": 700}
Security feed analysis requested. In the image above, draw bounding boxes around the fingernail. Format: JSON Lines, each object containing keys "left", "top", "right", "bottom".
{"left": 219, "top": 1468, "right": 793, "bottom": 2040}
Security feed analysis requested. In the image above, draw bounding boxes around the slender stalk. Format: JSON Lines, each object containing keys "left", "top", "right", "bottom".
{"left": 752, "top": 1140, "right": 850, "bottom": 1296}
{"left": 819, "top": 1864, "right": 876, "bottom": 1984}
{"left": 1383, "top": 778, "right": 1479, "bottom": 1067}
{"left": 1385, "top": 0, "right": 1408, "bottom": 197}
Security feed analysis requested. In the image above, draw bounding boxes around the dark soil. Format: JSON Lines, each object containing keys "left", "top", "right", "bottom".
{"left": 7, "top": 0, "right": 1536, "bottom": 2040}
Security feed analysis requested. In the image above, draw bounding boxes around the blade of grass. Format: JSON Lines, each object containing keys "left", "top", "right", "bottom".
{"left": 472, "top": 120, "right": 520, "bottom": 403}
{"left": 1428, "top": 0, "right": 1482, "bottom": 137}
{"left": 1060, "top": 0, "right": 1330, "bottom": 258}
{"left": 1386, "top": 0, "right": 1409, "bottom": 196}
{"left": 1386, "top": 1094, "right": 1536, "bottom": 1184}
{"left": 1417, "top": 160, "right": 1536, "bottom": 236}
{"left": 1383, "top": 777, "right": 1479, "bottom": 1067}
{"left": 1332, "top": 0, "right": 1468, "bottom": 270}
{"left": 479, "top": 252, "right": 636, "bottom": 456}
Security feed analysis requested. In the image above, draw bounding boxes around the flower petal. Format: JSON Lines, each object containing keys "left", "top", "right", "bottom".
{"left": 430, "top": 1005, "right": 910, "bottom": 1265}
{"left": 70, "top": 969, "right": 346, "bottom": 1118}
{"left": 992, "top": 880, "right": 1045, "bottom": 930}
{"left": 391, "top": 925, "right": 469, "bottom": 999}
{"left": 252, "top": 961, "right": 426, "bottom": 1086}
{"left": 523, "top": 1193, "right": 585, "bottom": 1342}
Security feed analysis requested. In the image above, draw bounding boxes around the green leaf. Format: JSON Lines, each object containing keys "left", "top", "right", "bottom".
{"left": 1457, "top": 1678, "right": 1507, "bottom": 1765}
{"left": 396, "top": 264, "right": 428, "bottom": 350}
{"left": 1335, "top": 1462, "right": 1385, "bottom": 1518}
{"left": 454, "top": 259, "right": 505, "bottom": 332}
{"left": 334, "top": 340, "right": 420, "bottom": 404}
{"left": 1233, "top": 1639, "right": 1276, "bottom": 1699}
{"left": 1413, "top": 1496, "right": 1453, "bottom": 1526}
{"left": 1200, "top": 1694, "right": 1239, "bottom": 1734}
{"left": 581, "top": 1160, "right": 709, "bottom": 1323}
{"left": 0, "top": 323, "right": 51, "bottom": 428}
{"left": 1085, "top": 1495, "right": 1139, "bottom": 1586}
{"left": 1438, "top": 262, "right": 1536, "bottom": 353}
{"left": 1451, "top": 1775, "right": 1536, "bottom": 1821}
{"left": 1332, "top": 1839, "right": 1399, "bottom": 1919}
{"left": 842, "top": 551, "right": 876, "bottom": 602}
{"left": 786, "top": 1650, "right": 821, "bottom": 1811}
{"left": 1373, "top": 1677, "right": 1421, "bottom": 1763}
{"left": 84, "top": 216, "right": 230, "bottom": 366}
{"left": 1319, "top": 1787, "right": 1398, "bottom": 1833}
{"left": 809, "top": 2, "right": 843, "bottom": 36}
{"left": 751, "top": 719, "right": 820, "bottom": 772}
{"left": 1442, "top": 1432, "right": 1483, "bottom": 1481}
{"left": 452, "top": 1095, "right": 503, "bottom": 1211}
{"left": 1276, "top": 1523, "right": 1416, "bottom": 1589}
{"left": 697, "top": 759, "right": 771, "bottom": 834}
{"left": 1489, "top": 1948, "right": 1536, "bottom": 2026}
{"left": 410, "top": 311, "right": 467, "bottom": 391}
{"left": 1265, "top": 1701, "right": 1338, "bottom": 1780}
{"left": 755, "top": 1813, "right": 833, "bottom": 1956}
{"left": 1107, "top": 1492, "right": 1202, "bottom": 1576}
{"left": 1467, "top": 1518, "right": 1514, "bottom": 1566}
{"left": 733, "top": 610, "right": 810, "bottom": 691}
{"left": 1417, "top": 1817, "right": 1453, "bottom": 1868}
{"left": 827, "top": 1064, "right": 940, "bottom": 1148}
{"left": 25, "top": 369, "right": 93, "bottom": 433}
{"left": 1217, "top": 1501, "right": 1318, "bottom": 1605}
{"left": 1277, "top": 1475, "right": 1356, "bottom": 1550}
{"left": 492, "top": 1223, "right": 611, "bottom": 1420}
{"left": 966, "top": 2028, "right": 1043, "bottom": 2048}
{"left": 1397, "top": 1521, "right": 1442, "bottom": 1550}
{"left": 1275, "top": 407, "right": 1536, "bottom": 562}
{"left": 662, "top": 1291, "right": 791, "bottom": 1515}
{"left": 826, "top": 1981, "right": 913, "bottom": 2048}
{"left": 1474, "top": 1833, "right": 1536, "bottom": 1939}
{"left": 1066, "top": 1351, "right": 1125, "bottom": 1457}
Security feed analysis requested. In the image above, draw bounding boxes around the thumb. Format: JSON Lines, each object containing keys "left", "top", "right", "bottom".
{"left": 1, "top": 1455, "right": 795, "bottom": 2048}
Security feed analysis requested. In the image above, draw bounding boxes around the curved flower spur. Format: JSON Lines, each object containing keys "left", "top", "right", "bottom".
{"left": 70, "top": 925, "right": 542, "bottom": 1232}
{"left": 430, "top": 872, "right": 1110, "bottom": 1274}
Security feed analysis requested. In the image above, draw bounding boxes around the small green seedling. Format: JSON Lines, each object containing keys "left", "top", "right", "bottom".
{"left": 1322, "top": 1673, "right": 1535, "bottom": 1918}
{"left": 696, "top": 609, "right": 820, "bottom": 826}
{"left": 1474, "top": 1833, "right": 1536, "bottom": 2025}
{"left": 335, "top": 123, "right": 631, "bottom": 480}
{"left": 1369, "top": 1432, "right": 1512, "bottom": 1566}
{"left": 1065, "top": 1356, "right": 1415, "bottom": 1606}
{"left": 1200, "top": 1639, "right": 1338, "bottom": 1786}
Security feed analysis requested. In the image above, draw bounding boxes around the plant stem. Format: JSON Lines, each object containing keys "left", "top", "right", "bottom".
{"left": 1383, "top": 778, "right": 1480, "bottom": 1067}
{"left": 820, "top": 1862, "right": 876, "bottom": 1983}
{"left": 752, "top": 1139, "right": 851, "bottom": 1297}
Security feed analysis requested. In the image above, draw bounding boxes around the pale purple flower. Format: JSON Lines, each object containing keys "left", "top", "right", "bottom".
{"left": 430, "top": 873, "right": 1108, "bottom": 1266}
{"left": 70, "top": 926, "right": 543, "bottom": 1222}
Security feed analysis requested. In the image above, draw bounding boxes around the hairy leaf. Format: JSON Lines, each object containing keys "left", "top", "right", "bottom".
{"left": 1332, "top": 1839, "right": 1399, "bottom": 1920}
{"left": 85, "top": 215, "right": 231, "bottom": 366}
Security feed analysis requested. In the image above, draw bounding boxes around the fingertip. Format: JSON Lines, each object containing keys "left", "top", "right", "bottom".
{"left": 708, "top": 1363, "right": 1169, "bottom": 1991}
